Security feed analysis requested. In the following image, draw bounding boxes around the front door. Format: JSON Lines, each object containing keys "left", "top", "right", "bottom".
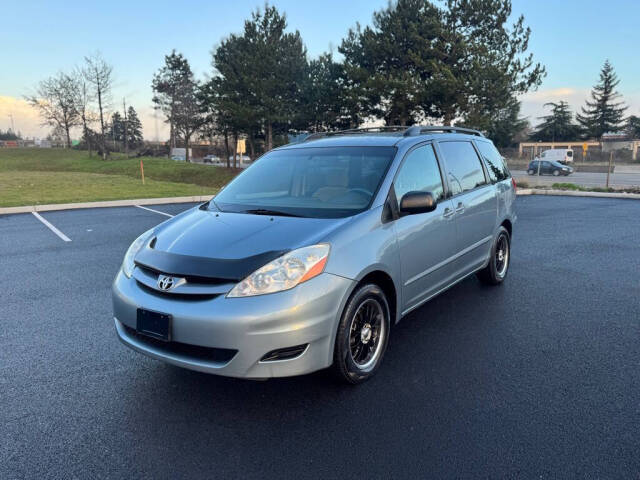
{"left": 392, "top": 144, "right": 458, "bottom": 313}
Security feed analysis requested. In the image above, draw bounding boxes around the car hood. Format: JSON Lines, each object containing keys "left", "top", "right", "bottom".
{"left": 152, "top": 207, "right": 351, "bottom": 260}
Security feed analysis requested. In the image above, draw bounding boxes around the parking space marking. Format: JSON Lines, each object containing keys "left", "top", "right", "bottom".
{"left": 134, "top": 205, "right": 174, "bottom": 218}
{"left": 32, "top": 212, "right": 72, "bottom": 242}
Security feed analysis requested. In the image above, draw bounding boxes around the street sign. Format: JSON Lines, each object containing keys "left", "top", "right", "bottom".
{"left": 236, "top": 139, "right": 246, "bottom": 154}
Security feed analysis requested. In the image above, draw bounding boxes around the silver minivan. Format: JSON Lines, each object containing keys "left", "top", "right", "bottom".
{"left": 112, "top": 126, "right": 517, "bottom": 383}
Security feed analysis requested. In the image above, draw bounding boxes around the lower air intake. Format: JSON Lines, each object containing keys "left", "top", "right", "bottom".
{"left": 260, "top": 344, "right": 308, "bottom": 362}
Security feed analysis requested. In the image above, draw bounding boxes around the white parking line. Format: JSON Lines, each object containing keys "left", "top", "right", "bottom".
{"left": 32, "top": 212, "right": 72, "bottom": 242}
{"left": 134, "top": 205, "right": 174, "bottom": 218}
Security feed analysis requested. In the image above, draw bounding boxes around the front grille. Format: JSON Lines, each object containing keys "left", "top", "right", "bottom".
{"left": 135, "top": 281, "right": 221, "bottom": 300}
{"left": 137, "top": 265, "right": 229, "bottom": 285}
{"left": 122, "top": 324, "right": 237, "bottom": 364}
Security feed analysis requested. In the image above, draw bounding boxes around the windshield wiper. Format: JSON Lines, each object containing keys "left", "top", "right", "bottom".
{"left": 243, "top": 208, "right": 303, "bottom": 218}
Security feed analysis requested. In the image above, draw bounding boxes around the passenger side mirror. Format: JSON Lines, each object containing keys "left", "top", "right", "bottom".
{"left": 399, "top": 191, "right": 437, "bottom": 215}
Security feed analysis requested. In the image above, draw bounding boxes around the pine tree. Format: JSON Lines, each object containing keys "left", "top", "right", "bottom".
{"left": 109, "top": 111, "right": 125, "bottom": 145}
{"left": 530, "top": 101, "right": 578, "bottom": 142}
{"left": 152, "top": 50, "right": 205, "bottom": 162}
{"left": 576, "top": 60, "right": 627, "bottom": 139}
{"left": 626, "top": 115, "right": 640, "bottom": 139}
{"left": 126, "top": 106, "right": 144, "bottom": 148}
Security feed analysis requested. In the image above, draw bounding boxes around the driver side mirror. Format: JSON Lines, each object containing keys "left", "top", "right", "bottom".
{"left": 399, "top": 191, "right": 437, "bottom": 215}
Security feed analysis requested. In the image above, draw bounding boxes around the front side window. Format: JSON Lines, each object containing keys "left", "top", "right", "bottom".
{"left": 438, "top": 141, "right": 487, "bottom": 196}
{"left": 394, "top": 144, "right": 444, "bottom": 203}
{"left": 212, "top": 146, "right": 396, "bottom": 218}
{"left": 476, "top": 141, "right": 510, "bottom": 182}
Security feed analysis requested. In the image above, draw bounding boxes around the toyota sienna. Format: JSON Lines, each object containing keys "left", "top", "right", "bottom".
{"left": 112, "top": 126, "right": 516, "bottom": 383}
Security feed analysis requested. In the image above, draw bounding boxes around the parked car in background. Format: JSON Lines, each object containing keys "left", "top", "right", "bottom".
{"left": 228, "top": 155, "right": 252, "bottom": 168}
{"left": 203, "top": 154, "right": 221, "bottom": 164}
{"left": 527, "top": 160, "right": 573, "bottom": 176}
{"left": 113, "top": 126, "right": 516, "bottom": 384}
{"left": 536, "top": 148, "right": 574, "bottom": 164}
{"left": 170, "top": 148, "right": 192, "bottom": 162}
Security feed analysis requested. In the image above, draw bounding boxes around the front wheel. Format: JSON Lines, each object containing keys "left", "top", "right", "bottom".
{"left": 477, "top": 226, "right": 511, "bottom": 285}
{"left": 333, "top": 284, "right": 390, "bottom": 384}
{"left": 552, "top": 169, "right": 560, "bottom": 176}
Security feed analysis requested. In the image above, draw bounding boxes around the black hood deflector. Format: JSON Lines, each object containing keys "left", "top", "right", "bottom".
{"left": 134, "top": 246, "right": 288, "bottom": 282}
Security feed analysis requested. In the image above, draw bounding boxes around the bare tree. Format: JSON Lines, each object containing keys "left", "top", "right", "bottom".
{"left": 84, "top": 53, "right": 113, "bottom": 159}
{"left": 26, "top": 72, "right": 81, "bottom": 148}
{"left": 72, "top": 69, "right": 97, "bottom": 156}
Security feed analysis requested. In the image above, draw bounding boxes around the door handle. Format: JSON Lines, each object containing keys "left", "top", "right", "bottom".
{"left": 443, "top": 207, "right": 455, "bottom": 218}
{"left": 455, "top": 202, "right": 465, "bottom": 213}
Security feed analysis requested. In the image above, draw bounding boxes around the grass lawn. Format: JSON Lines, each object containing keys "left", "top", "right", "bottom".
{"left": 0, "top": 148, "right": 239, "bottom": 207}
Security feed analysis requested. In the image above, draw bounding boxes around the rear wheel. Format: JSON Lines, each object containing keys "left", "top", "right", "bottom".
{"left": 527, "top": 169, "right": 535, "bottom": 175}
{"left": 333, "top": 284, "right": 390, "bottom": 384}
{"left": 477, "top": 226, "right": 510, "bottom": 285}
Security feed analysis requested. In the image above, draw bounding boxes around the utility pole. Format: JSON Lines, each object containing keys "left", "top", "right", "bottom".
{"left": 8, "top": 113, "right": 15, "bottom": 133}
{"left": 123, "top": 98, "right": 128, "bottom": 155}
{"left": 153, "top": 107, "right": 159, "bottom": 155}
{"left": 606, "top": 151, "right": 613, "bottom": 189}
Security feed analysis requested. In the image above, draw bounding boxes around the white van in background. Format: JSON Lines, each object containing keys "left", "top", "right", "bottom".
{"left": 537, "top": 148, "right": 574, "bottom": 164}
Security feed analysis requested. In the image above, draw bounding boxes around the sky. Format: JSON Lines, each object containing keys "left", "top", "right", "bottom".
{"left": 1, "top": 0, "right": 639, "bottom": 139}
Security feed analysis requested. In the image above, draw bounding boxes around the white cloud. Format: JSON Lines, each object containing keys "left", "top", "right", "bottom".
{"left": 0, "top": 96, "right": 43, "bottom": 137}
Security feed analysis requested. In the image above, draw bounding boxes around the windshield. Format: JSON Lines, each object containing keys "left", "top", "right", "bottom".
{"left": 212, "top": 146, "right": 396, "bottom": 218}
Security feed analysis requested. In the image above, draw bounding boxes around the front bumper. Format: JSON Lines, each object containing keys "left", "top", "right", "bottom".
{"left": 112, "top": 269, "right": 354, "bottom": 378}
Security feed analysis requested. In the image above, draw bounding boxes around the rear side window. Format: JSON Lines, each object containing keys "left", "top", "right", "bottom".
{"left": 476, "top": 141, "right": 510, "bottom": 182}
{"left": 438, "top": 141, "right": 487, "bottom": 196}
{"left": 394, "top": 144, "right": 444, "bottom": 202}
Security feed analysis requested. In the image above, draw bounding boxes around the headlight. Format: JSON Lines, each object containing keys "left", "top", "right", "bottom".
{"left": 122, "top": 230, "right": 154, "bottom": 278}
{"left": 227, "top": 244, "right": 330, "bottom": 297}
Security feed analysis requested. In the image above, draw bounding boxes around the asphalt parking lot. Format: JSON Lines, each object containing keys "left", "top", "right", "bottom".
{"left": 2, "top": 196, "right": 639, "bottom": 479}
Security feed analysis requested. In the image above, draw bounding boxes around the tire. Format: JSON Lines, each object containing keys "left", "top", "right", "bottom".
{"left": 333, "top": 283, "right": 391, "bottom": 384}
{"left": 477, "top": 226, "right": 511, "bottom": 285}
{"left": 527, "top": 169, "right": 534, "bottom": 175}
{"left": 552, "top": 169, "right": 560, "bottom": 176}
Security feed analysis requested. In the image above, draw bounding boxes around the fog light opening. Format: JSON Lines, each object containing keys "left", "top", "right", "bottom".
{"left": 260, "top": 344, "right": 308, "bottom": 362}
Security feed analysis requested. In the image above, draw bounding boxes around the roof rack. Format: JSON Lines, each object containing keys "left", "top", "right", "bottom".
{"left": 302, "top": 125, "right": 484, "bottom": 142}
{"left": 403, "top": 126, "right": 484, "bottom": 137}
{"left": 303, "top": 126, "right": 407, "bottom": 142}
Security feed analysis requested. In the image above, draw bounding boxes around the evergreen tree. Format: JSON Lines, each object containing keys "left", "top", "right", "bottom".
{"left": 209, "top": 31, "right": 259, "bottom": 165}
{"left": 436, "top": 0, "right": 545, "bottom": 129}
{"left": 0, "top": 129, "right": 21, "bottom": 140}
{"left": 242, "top": 5, "right": 308, "bottom": 149}
{"left": 299, "top": 53, "right": 352, "bottom": 132}
{"left": 209, "top": 4, "right": 308, "bottom": 152}
{"left": 339, "top": 0, "right": 545, "bottom": 132}
{"left": 126, "top": 106, "right": 144, "bottom": 147}
{"left": 152, "top": 51, "right": 205, "bottom": 162}
{"left": 339, "top": 0, "right": 442, "bottom": 126}
{"left": 625, "top": 115, "right": 640, "bottom": 139}
{"left": 576, "top": 60, "right": 627, "bottom": 139}
{"left": 109, "top": 111, "right": 125, "bottom": 144}
{"left": 530, "top": 101, "right": 578, "bottom": 142}
{"left": 464, "top": 97, "right": 528, "bottom": 148}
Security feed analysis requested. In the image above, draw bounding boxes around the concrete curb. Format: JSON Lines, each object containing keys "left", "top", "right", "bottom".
{"left": 517, "top": 188, "right": 640, "bottom": 199}
{"left": 2, "top": 188, "right": 638, "bottom": 216}
{"left": 0, "top": 195, "right": 213, "bottom": 215}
